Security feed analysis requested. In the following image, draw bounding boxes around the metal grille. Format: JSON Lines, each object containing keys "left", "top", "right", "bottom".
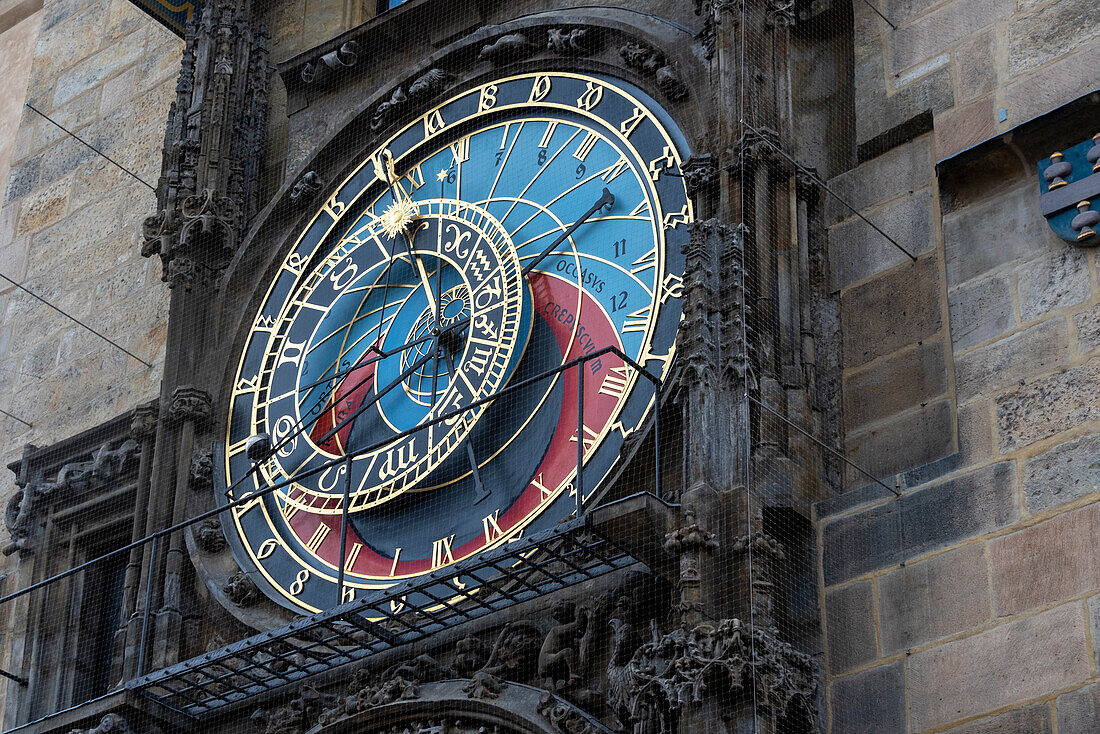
{"left": 128, "top": 515, "right": 642, "bottom": 717}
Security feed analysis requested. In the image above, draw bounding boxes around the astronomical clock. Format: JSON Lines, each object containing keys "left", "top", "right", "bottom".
{"left": 217, "top": 71, "right": 693, "bottom": 614}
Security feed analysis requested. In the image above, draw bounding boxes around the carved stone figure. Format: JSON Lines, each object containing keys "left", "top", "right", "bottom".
{"left": 289, "top": 171, "right": 324, "bottom": 205}
{"left": 478, "top": 32, "right": 536, "bottom": 65}
{"left": 618, "top": 42, "right": 687, "bottom": 100}
{"left": 547, "top": 28, "right": 597, "bottom": 56}
{"left": 300, "top": 41, "right": 359, "bottom": 85}
{"left": 196, "top": 518, "right": 227, "bottom": 553}
{"left": 538, "top": 600, "right": 592, "bottom": 691}
{"left": 252, "top": 685, "right": 334, "bottom": 734}
{"left": 223, "top": 571, "right": 263, "bottom": 606}
{"left": 190, "top": 447, "right": 213, "bottom": 491}
{"left": 538, "top": 691, "right": 600, "bottom": 734}
{"left": 452, "top": 634, "right": 489, "bottom": 676}
{"left": 66, "top": 713, "right": 135, "bottom": 734}
{"left": 169, "top": 385, "right": 213, "bottom": 424}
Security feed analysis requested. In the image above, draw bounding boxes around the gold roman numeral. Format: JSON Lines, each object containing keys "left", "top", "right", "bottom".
{"left": 631, "top": 247, "right": 658, "bottom": 276}
{"left": 601, "top": 157, "right": 629, "bottom": 183}
{"left": 599, "top": 366, "right": 631, "bottom": 400}
{"left": 531, "top": 472, "right": 552, "bottom": 502}
{"left": 305, "top": 524, "right": 329, "bottom": 553}
{"left": 344, "top": 542, "right": 363, "bottom": 572}
{"left": 574, "top": 131, "right": 599, "bottom": 162}
{"left": 450, "top": 137, "right": 470, "bottom": 164}
{"left": 539, "top": 121, "right": 559, "bottom": 149}
{"left": 281, "top": 502, "right": 299, "bottom": 522}
{"left": 432, "top": 535, "right": 456, "bottom": 568}
{"left": 622, "top": 305, "right": 652, "bottom": 333}
{"left": 570, "top": 424, "right": 599, "bottom": 454}
{"left": 482, "top": 510, "right": 503, "bottom": 543}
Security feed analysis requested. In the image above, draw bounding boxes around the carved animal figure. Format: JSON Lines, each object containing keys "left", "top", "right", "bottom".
{"left": 538, "top": 599, "right": 591, "bottom": 690}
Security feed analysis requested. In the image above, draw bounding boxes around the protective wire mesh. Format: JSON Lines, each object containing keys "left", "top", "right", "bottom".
{"left": 0, "top": 0, "right": 932, "bottom": 732}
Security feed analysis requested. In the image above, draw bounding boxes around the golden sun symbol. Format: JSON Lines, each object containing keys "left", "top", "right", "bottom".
{"left": 380, "top": 197, "right": 417, "bottom": 238}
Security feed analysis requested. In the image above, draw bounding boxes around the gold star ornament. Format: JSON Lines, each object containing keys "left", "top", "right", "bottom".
{"left": 379, "top": 197, "right": 418, "bottom": 239}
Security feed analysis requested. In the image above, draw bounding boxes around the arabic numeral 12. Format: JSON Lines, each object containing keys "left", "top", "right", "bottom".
{"left": 611, "top": 290, "right": 628, "bottom": 312}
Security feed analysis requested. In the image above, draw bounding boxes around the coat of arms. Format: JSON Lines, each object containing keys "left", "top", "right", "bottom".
{"left": 1039, "top": 133, "right": 1100, "bottom": 245}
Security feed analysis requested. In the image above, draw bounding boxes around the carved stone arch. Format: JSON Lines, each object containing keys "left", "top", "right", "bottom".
{"left": 192, "top": 8, "right": 713, "bottom": 629}
{"left": 309, "top": 680, "right": 611, "bottom": 734}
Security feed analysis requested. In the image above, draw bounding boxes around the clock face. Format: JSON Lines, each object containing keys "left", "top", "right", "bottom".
{"left": 220, "top": 72, "right": 692, "bottom": 613}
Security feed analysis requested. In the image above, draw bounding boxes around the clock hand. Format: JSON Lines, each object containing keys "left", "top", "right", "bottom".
{"left": 431, "top": 168, "right": 448, "bottom": 406}
{"left": 443, "top": 349, "right": 490, "bottom": 505}
{"left": 520, "top": 187, "right": 615, "bottom": 277}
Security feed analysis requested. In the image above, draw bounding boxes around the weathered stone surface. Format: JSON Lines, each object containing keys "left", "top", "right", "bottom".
{"left": 51, "top": 28, "right": 144, "bottom": 106}
{"left": 841, "top": 256, "right": 943, "bottom": 368}
{"left": 846, "top": 398, "right": 955, "bottom": 482}
{"left": 830, "top": 661, "right": 906, "bottom": 734}
{"left": 826, "top": 137, "right": 932, "bottom": 225}
{"left": 887, "top": 0, "right": 1014, "bottom": 75}
{"left": 1075, "top": 304, "right": 1100, "bottom": 355}
{"left": 844, "top": 339, "right": 948, "bottom": 431}
{"left": 957, "top": 399, "right": 992, "bottom": 466}
{"left": 829, "top": 189, "right": 934, "bottom": 291}
{"left": 14, "top": 174, "right": 70, "bottom": 236}
{"left": 1024, "top": 434, "right": 1100, "bottom": 513}
{"left": 909, "top": 603, "right": 1089, "bottom": 731}
{"left": 1016, "top": 249, "right": 1092, "bottom": 323}
{"left": 942, "top": 704, "right": 1052, "bottom": 734}
{"left": 823, "top": 461, "right": 1018, "bottom": 585}
{"left": 825, "top": 580, "right": 878, "bottom": 674}
{"left": 3, "top": 153, "right": 40, "bottom": 203}
{"left": 991, "top": 502, "right": 1100, "bottom": 616}
{"left": 997, "top": 357, "right": 1100, "bottom": 451}
{"left": 954, "top": 318, "right": 1068, "bottom": 402}
{"left": 1005, "top": 46, "right": 1100, "bottom": 123}
{"left": 943, "top": 184, "right": 1052, "bottom": 287}
{"left": 948, "top": 273, "right": 1015, "bottom": 351}
{"left": 955, "top": 30, "right": 995, "bottom": 103}
{"left": 1057, "top": 681, "right": 1100, "bottom": 734}
{"left": 878, "top": 542, "right": 990, "bottom": 655}
{"left": 856, "top": 56, "right": 953, "bottom": 148}
{"left": 934, "top": 96, "right": 996, "bottom": 161}
{"left": 1008, "top": 0, "right": 1100, "bottom": 77}
{"left": 1088, "top": 594, "right": 1100, "bottom": 673}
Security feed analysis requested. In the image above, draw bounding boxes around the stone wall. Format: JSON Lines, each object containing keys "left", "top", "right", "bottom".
{"left": 821, "top": 0, "right": 1100, "bottom": 730}
{"left": 0, "top": 0, "right": 180, "bottom": 714}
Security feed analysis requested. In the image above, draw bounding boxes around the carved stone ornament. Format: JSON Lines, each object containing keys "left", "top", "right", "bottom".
{"left": 478, "top": 30, "right": 537, "bottom": 66}
{"left": 538, "top": 691, "right": 600, "bottom": 734}
{"left": 301, "top": 41, "right": 359, "bottom": 85}
{"left": 735, "top": 126, "right": 786, "bottom": 172}
{"left": 4, "top": 440, "right": 139, "bottom": 556}
{"left": 196, "top": 517, "right": 227, "bottom": 553}
{"left": 169, "top": 385, "right": 212, "bottom": 424}
{"left": 289, "top": 171, "right": 324, "bottom": 205}
{"left": 681, "top": 154, "right": 719, "bottom": 197}
{"left": 718, "top": 223, "right": 752, "bottom": 387}
{"left": 65, "top": 713, "right": 135, "bottom": 734}
{"left": 142, "top": 0, "right": 272, "bottom": 287}
{"left": 677, "top": 221, "right": 721, "bottom": 388}
{"left": 190, "top": 447, "right": 214, "bottom": 491}
{"left": 223, "top": 570, "right": 263, "bottom": 607}
{"left": 766, "top": 0, "right": 797, "bottom": 26}
{"left": 619, "top": 42, "right": 688, "bottom": 101}
{"left": 694, "top": 0, "right": 738, "bottom": 60}
{"left": 369, "top": 68, "right": 451, "bottom": 133}
{"left": 130, "top": 402, "right": 159, "bottom": 441}
{"left": 538, "top": 600, "right": 593, "bottom": 692}
{"left": 612, "top": 618, "right": 816, "bottom": 733}
{"left": 663, "top": 507, "right": 720, "bottom": 555}
{"left": 547, "top": 27, "right": 599, "bottom": 56}
{"left": 253, "top": 684, "right": 335, "bottom": 734}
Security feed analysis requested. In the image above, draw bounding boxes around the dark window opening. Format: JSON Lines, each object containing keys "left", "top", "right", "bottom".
{"left": 72, "top": 542, "right": 127, "bottom": 703}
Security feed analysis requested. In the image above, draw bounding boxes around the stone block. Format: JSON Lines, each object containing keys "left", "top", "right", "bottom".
{"left": 1057, "top": 681, "right": 1100, "bottom": 734}
{"left": 887, "top": 0, "right": 1013, "bottom": 76}
{"left": 956, "top": 399, "right": 992, "bottom": 466}
{"left": 1016, "top": 249, "right": 1092, "bottom": 323}
{"left": 30, "top": 5, "right": 99, "bottom": 80}
{"left": 825, "top": 580, "right": 878, "bottom": 674}
{"left": 823, "top": 461, "right": 1017, "bottom": 585}
{"left": 934, "top": 96, "right": 996, "bottom": 161}
{"left": 1024, "top": 434, "right": 1100, "bottom": 513}
{"left": 954, "top": 30, "right": 995, "bottom": 104}
{"left": 954, "top": 318, "right": 1068, "bottom": 402}
{"left": 828, "top": 189, "right": 934, "bottom": 291}
{"left": 843, "top": 339, "right": 948, "bottom": 431}
{"left": 3, "top": 153, "right": 39, "bottom": 203}
{"left": 1005, "top": 46, "right": 1100, "bottom": 124}
{"left": 14, "top": 174, "right": 70, "bottom": 236}
{"left": 943, "top": 705, "right": 1052, "bottom": 733}
{"left": 994, "top": 501, "right": 1100, "bottom": 617}
{"left": 948, "top": 273, "right": 1015, "bottom": 351}
{"left": 99, "top": 65, "right": 135, "bottom": 116}
{"left": 878, "top": 542, "right": 990, "bottom": 655}
{"left": 51, "top": 30, "right": 145, "bottom": 107}
{"left": 830, "top": 661, "right": 906, "bottom": 734}
{"left": 1088, "top": 594, "right": 1100, "bottom": 672}
{"left": 1008, "top": 0, "right": 1100, "bottom": 78}
{"left": 826, "top": 137, "right": 932, "bottom": 225}
{"left": 1075, "top": 304, "right": 1100, "bottom": 355}
{"left": 857, "top": 60, "right": 953, "bottom": 150}
{"left": 846, "top": 399, "right": 955, "bottom": 482}
{"left": 909, "top": 603, "right": 1089, "bottom": 731}
{"left": 943, "top": 184, "right": 1053, "bottom": 288}
{"left": 996, "top": 357, "right": 1100, "bottom": 452}
{"left": 840, "top": 256, "right": 942, "bottom": 368}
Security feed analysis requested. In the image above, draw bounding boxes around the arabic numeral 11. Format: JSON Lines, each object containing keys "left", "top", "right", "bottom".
{"left": 612, "top": 238, "right": 627, "bottom": 258}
